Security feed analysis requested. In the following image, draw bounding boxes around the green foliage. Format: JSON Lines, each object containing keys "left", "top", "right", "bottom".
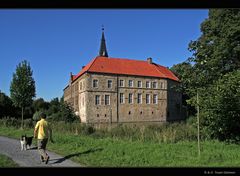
{"left": 23, "top": 118, "right": 34, "bottom": 128}
{"left": 1, "top": 125, "right": 240, "bottom": 167}
{"left": 0, "top": 91, "right": 16, "bottom": 118}
{"left": 10, "top": 60, "right": 36, "bottom": 108}
{"left": 1, "top": 117, "right": 21, "bottom": 128}
{"left": 188, "top": 9, "right": 240, "bottom": 87}
{"left": 60, "top": 102, "right": 79, "bottom": 123}
{"left": 171, "top": 9, "right": 240, "bottom": 143}
{"left": 47, "top": 98, "right": 61, "bottom": 115}
{"left": 32, "top": 111, "right": 42, "bottom": 121}
{"left": 81, "top": 124, "right": 96, "bottom": 135}
{"left": 10, "top": 60, "right": 36, "bottom": 128}
{"left": 170, "top": 62, "right": 196, "bottom": 116}
{"left": 47, "top": 101, "right": 79, "bottom": 123}
{"left": 45, "top": 121, "right": 197, "bottom": 143}
{"left": 200, "top": 70, "right": 240, "bottom": 142}
{"left": 32, "top": 98, "right": 49, "bottom": 112}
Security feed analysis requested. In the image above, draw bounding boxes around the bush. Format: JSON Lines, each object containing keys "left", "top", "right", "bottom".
{"left": 0, "top": 117, "right": 21, "bottom": 128}
{"left": 23, "top": 119, "right": 34, "bottom": 128}
{"left": 82, "top": 124, "right": 95, "bottom": 135}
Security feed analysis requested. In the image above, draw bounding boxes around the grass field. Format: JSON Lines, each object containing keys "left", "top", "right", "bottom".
{"left": 0, "top": 125, "right": 240, "bottom": 167}
{"left": 0, "top": 153, "right": 19, "bottom": 167}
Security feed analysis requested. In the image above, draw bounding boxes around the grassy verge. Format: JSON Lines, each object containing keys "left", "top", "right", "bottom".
{"left": 0, "top": 154, "right": 19, "bottom": 167}
{"left": 0, "top": 125, "right": 240, "bottom": 167}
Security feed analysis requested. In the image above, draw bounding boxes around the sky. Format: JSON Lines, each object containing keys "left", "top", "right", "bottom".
{"left": 0, "top": 9, "right": 208, "bottom": 102}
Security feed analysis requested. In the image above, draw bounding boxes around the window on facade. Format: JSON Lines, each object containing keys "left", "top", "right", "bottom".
{"left": 137, "top": 81, "right": 142, "bottom": 88}
{"left": 95, "top": 95, "right": 100, "bottom": 105}
{"left": 129, "top": 93, "right": 133, "bottom": 104}
{"left": 160, "top": 82, "right": 163, "bottom": 89}
{"left": 120, "top": 93, "right": 124, "bottom": 104}
{"left": 146, "top": 94, "right": 150, "bottom": 104}
{"left": 119, "top": 80, "right": 124, "bottom": 87}
{"left": 153, "top": 94, "right": 158, "bottom": 104}
{"left": 152, "top": 82, "right": 157, "bottom": 89}
{"left": 93, "top": 79, "right": 98, "bottom": 88}
{"left": 107, "top": 80, "right": 112, "bottom": 88}
{"left": 146, "top": 81, "right": 150, "bottom": 88}
{"left": 82, "top": 96, "right": 84, "bottom": 106}
{"left": 129, "top": 80, "right": 133, "bottom": 87}
{"left": 137, "top": 93, "right": 142, "bottom": 104}
{"left": 105, "top": 95, "right": 110, "bottom": 105}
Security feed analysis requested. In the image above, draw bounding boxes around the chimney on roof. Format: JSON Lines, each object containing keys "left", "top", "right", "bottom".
{"left": 70, "top": 72, "right": 73, "bottom": 81}
{"left": 147, "top": 57, "right": 152, "bottom": 64}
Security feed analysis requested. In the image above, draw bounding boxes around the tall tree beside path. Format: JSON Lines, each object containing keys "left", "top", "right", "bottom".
{"left": 10, "top": 60, "right": 36, "bottom": 129}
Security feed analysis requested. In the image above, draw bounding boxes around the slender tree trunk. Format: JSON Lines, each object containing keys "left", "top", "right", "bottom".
{"left": 21, "top": 107, "right": 24, "bottom": 129}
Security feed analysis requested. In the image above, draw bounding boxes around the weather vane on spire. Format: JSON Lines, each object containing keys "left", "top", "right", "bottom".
{"left": 102, "top": 25, "right": 104, "bottom": 31}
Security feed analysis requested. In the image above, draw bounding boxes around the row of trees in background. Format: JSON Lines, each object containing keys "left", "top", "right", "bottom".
{"left": 0, "top": 60, "right": 78, "bottom": 128}
{"left": 170, "top": 9, "right": 240, "bottom": 142}
{"left": 0, "top": 90, "right": 78, "bottom": 125}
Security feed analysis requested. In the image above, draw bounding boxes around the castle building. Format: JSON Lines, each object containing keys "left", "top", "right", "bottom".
{"left": 63, "top": 28, "right": 183, "bottom": 123}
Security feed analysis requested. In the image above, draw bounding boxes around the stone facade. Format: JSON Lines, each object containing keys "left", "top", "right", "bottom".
{"left": 64, "top": 72, "right": 183, "bottom": 123}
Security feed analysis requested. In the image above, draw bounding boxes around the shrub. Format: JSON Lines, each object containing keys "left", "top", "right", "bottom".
{"left": 23, "top": 118, "right": 34, "bottom": 128}
{"left": 0, "top": 117, "right": 20, "bottom": 128}
{"left": 82, "top": 125, "right": 95, "bottom": 135}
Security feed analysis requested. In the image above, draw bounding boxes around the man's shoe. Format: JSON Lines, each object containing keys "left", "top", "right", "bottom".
{"left": 45, "top": 156, "right": 50, "bottom": 164}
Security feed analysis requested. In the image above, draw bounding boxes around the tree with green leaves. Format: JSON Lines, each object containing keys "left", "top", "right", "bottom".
{"left": 0, "top": 91, "right": 15, "bottom": 118}
{"left": 186, "top": 9, "right": 240, "bottom": 142}
{"left": 200, "top": 70, "right": 240, "bottom": 142}
{"left": 32, "top": 98, "right": 49, "bottom": 112}
{"left": 10, "top": 60, "right": 36, "bottom": 129}
{"left": 46, "top": 97, "right": 78, "bottom": 123}
{"left": 170, "top": 62, "right": 196, "bottom": 116}
{"left": 188, "top": 9, "right": 240, "bottom": 88}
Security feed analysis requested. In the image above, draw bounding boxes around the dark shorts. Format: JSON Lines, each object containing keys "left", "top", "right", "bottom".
{"left": 37, "top": 138, "right": 48, "bottom": 150}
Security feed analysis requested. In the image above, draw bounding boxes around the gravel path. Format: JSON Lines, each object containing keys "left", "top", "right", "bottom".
{"left": 0, "top": 136, "right": 81, "bottom": 167}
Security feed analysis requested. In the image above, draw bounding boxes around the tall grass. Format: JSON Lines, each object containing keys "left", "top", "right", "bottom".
{"left": 0, "top": 116, "right": 198, "bottom": 143}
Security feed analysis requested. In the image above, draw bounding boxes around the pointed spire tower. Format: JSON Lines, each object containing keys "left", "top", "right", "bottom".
{"left": 99, "top": 25, "right": 108, "bottom": 57}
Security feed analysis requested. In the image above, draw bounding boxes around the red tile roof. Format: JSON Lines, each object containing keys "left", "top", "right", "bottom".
{"left": 72, "top": 56, "right": 179, "bottom": 82}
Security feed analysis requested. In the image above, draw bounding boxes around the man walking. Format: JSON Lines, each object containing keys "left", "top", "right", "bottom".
{"left": 34, "top": 113, "right": 53, "bottom": 164}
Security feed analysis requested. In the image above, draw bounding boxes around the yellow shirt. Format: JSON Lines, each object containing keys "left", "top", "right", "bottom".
{"left": 34, "top": 119, "right": 51, "bottom": 139}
